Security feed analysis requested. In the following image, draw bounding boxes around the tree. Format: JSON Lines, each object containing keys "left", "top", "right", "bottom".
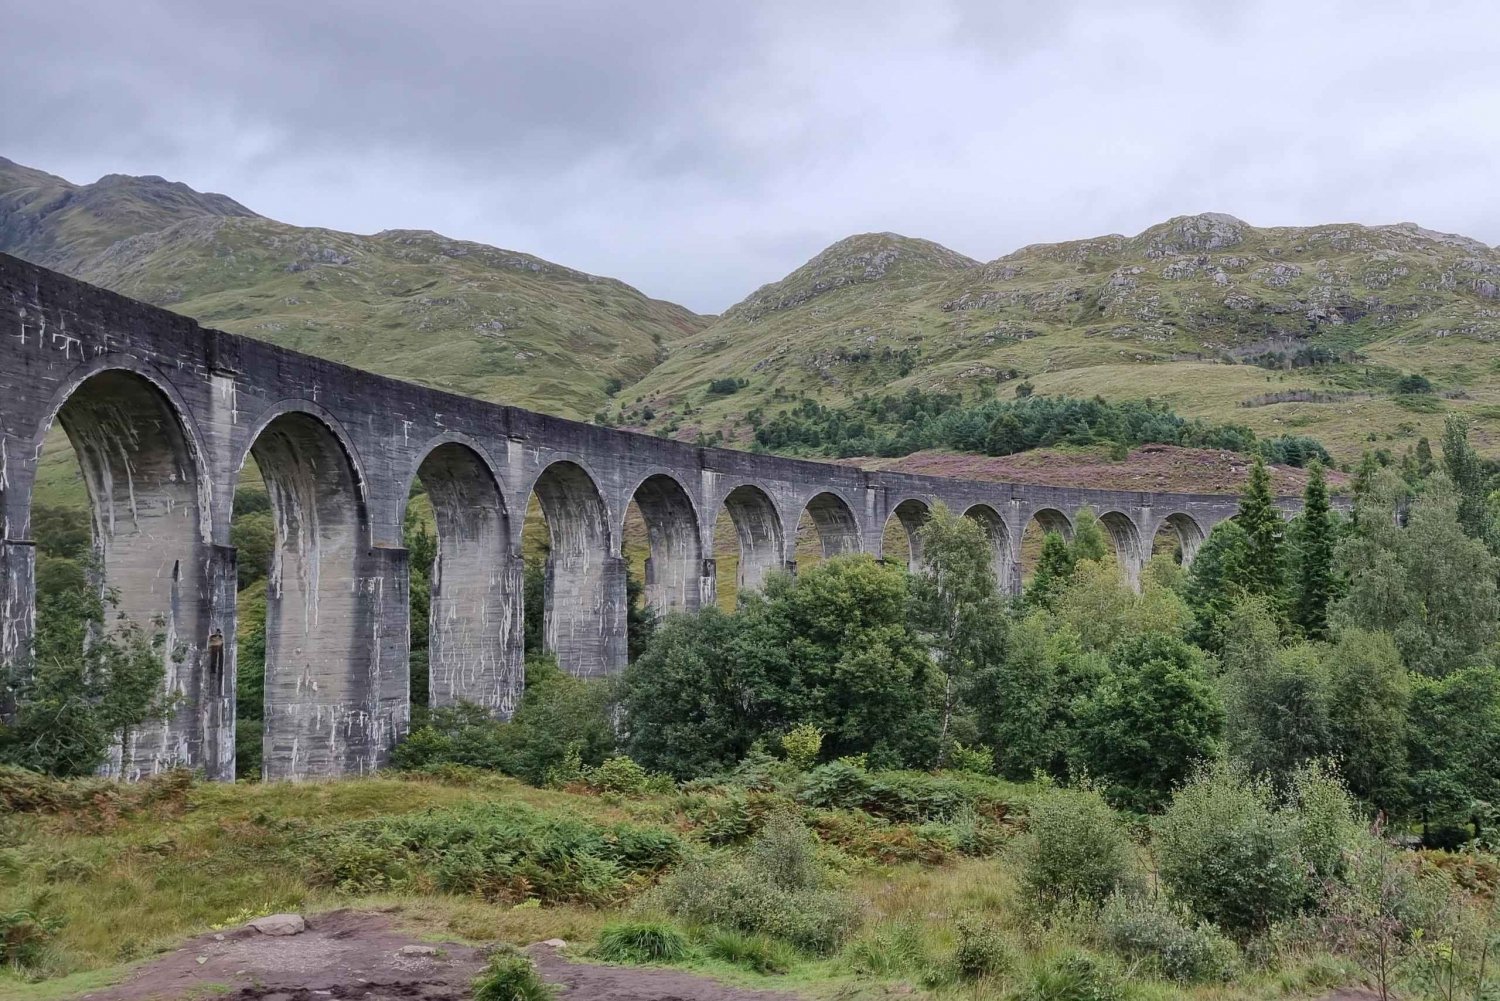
{"left": 909, "top": 505, "right": 1008, "bottom": 764}
{"left": 1069, "top": 507, "right": 1110, "bottom": 564}
{"left": 1238, "top": 456, "right": 1285, "bottom": 604}
{"left": 1183, "top": 520, "right": 1249, "bottom": 653}
{"left": 1326, "top": 630, "right": 1409, "bottom": 812}
{"left": 1220, "top": 596, "right": 1333, "bottom": 784}
{"left": 1073, "top": 634, "right": 1225, "bottom": 812}
{"left": 1406, "top": 666, "right": 1500, "bottom": 846}
{"left": 1052, "top": 557, "right": 1191, "bottom": 653}
{"left": 1, "top": 584, "right": 176, "bottom": 777}
{"left": 1291, "top": 462, "right": 1337, "bottom": 640}
{"left": 1441, "top": 415, "right": 1496, "bottom": 548}
{"left": 1026, "top": 531, "right": 1074, "bottom": 610}
{"left": 1335, "top": 471, "right": 1499, "bottom": 676}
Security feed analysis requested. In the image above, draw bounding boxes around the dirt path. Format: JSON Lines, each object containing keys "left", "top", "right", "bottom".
{"left": 77, "top": 910, "right": 800, "bottom": 1001}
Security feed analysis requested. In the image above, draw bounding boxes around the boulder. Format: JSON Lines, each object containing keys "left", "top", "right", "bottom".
{"left": 249, "top": 913, "right": 306, "bottom": 936}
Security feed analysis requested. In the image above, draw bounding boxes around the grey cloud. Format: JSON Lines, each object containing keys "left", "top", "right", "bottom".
{"left": 5, "top": 0, "right": 1500, "bottom": 312}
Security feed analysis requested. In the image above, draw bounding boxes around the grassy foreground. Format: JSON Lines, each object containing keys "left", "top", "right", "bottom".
{"left": 0, "top": 766, "right": 1402, "bottom": 1001}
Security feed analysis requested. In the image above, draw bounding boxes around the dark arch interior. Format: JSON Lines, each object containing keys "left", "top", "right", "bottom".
{"left": 36, "top": 370, "right": 222, "bottom": 780}
{"left": 629, "top": 474, "right": 703, "bottom": 616}
{"left": 1098, "top": 510, "right": 1144, "bottom": 583}
{"left": 530, "top": 461, "right": 622, "bottom": 677}
{"left": 414, "top": 443, "right": 521, "bottom": 715}
{"left": 886, "top": 499, "right": 931, "bottom": 572}
{"left": 1018, "top": 507, "right": 1073, "bottom": 582}
{"left": 1157, "top": 512, "right": 1207, "bottom": 566}
{"left": 963, "top": 504, "right": 1013, "bottom": 593}
{"left": 717, "top": 484, "right": 785, "bottom": 604}
{"left": 250, "top": 411, "right": 379, "bottom": 780}
{"left": 798, "top": 491, "right": 860, "bottom": 564}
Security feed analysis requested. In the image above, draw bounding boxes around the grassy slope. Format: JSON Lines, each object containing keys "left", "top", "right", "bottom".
{"left": 0, "top": 772, "right": 1356, "bottom": 1001}
{"left": 619, "top": 217, "right": 1500, "bottom": 463}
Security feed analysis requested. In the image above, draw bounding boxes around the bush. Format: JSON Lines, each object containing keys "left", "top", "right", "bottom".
{"left": 585, "top": 755, "right": 674, "bottom": 796}
{"left": 1096, "top": 893, "right": 1238, "bottom": 983}
{"left": 702, "top": 929, "right": 797, "bottom": 974}
{"left": 951, "top": 914, "right": 1016, "bottom": 981}
{"left": 651, "top": 812, "right": 860, "bottom": 953}
{"left": 781, "top": 724, "right": 823, "bottom": 770}
{"left": 593, "top": 921, "right": 691, "bottom": 964}
{"left": 1154, "top": 761, "right": 1307, "bottom": 939}
{"left": 0, "top": 907, "right": 64, "bottom": 968}
{"left": 1016, "top": 951, "right": 1126, "bottom": 1001}
{"left": 472, "top": 950, "right": 552, "bottom": 1001}
{"left": 945, "top": 742, "right": 994, "bottom": 775}
{"left": 796, "top": 761, "right": 1021, "bottom": 823}
{"left": 1013, "top": 788, "right": 1136, "bottom": 910}
{"left": 307, "top": 802, "right": 683, "bottom": 905}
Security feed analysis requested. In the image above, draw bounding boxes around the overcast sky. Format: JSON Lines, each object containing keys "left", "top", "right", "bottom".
{"left": 8, "top": 0, "right": 1500, "bottom": 313}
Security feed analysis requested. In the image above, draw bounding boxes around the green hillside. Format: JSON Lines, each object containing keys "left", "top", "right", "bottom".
{"left": 0, "top": 158, "right": 707, "bottom": 419}
{"left": 619, "top": 216, "right": 1500, "bottom": 462}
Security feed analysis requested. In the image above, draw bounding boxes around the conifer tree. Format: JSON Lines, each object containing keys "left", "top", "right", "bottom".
{"left": 1440, "top": 415, "right": 1495, "bottom": 547}
{"left": 1026, "top": 531, "right": 1075, "bottom": 610}
{"left": 1238, "top": 456, "right": 1285, "bottom": 603}
{"left": 1292, "top": 462, "right": 1335, "bottom": 640}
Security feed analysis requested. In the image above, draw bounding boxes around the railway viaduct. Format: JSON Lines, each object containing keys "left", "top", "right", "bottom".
{"left": 0, "top": 253, "right": 1292, "bottom": 782}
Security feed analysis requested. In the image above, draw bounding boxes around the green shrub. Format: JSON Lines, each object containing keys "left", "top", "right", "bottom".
{"left": 307, "top": 802, "right": 683, "bottom": 905}
{"left": 1016, "top": 951, "right": 1127, "bottom": 1001}
{"left": 652, "top": 813, "right": 860, "bottom": 953}
{"left": 593, "top": 921, "right": 691, "bottom": 964}
{"left": 781, "top": 724, "right": 823, "bottom": 770}
{"left": 1154, "top": 761, "right": 1307, "bottom": 939}
{"left": 0, "top": 907, "right": 64, "bottom": 969}
{"left": 951, "top": 914, "right": 1016, "bottom": 980}
{"left": 702, "top": 929, "right": 797, "bottom": 974}
{"left": 1096, "top": 893, "right": 1238, "bottom": 983}
{"left": 390, "top": 703, "right": 510, "bottom": 771}
{"left": 945, "top": 741, "right": 994, "bottom": 775}
{"left": 797, "top": 761, "right": 1020, "bottom": 823}
{"left": 585, "top": 755, "right": 674, "bottom": 796}
{"left": 472, "top": 950, "right": 553, "bottom": 1001}
{"left": 1013, "top": 788, "right": 1136, "bottom": 910}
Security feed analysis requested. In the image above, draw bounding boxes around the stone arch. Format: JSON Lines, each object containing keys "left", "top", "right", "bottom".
{"left": 248, "top": 409, "right": 382, "bottom": 780}
{"left": 801, "top": 490, "right": 861, "bottom": 561}
{"left": 528, "top": 459, "right": 624, "bottom": 678}
{"left": 35, "top": 367, "right": 222, "bottom": 779}
{"left": 1098, "top": 510, "right": 1147, "bottom": 587}
{"left": 627, "top": 472, "right": 705, "bottom": 615}
{"left": 411, "top": 441, "right": 522, "bottom": 716}
{"left": 1157, "top": 511, "right": 1208, "bottom": 567}
{"left": 719, "top": 483, "right": 786, "bottom": 597}
{"left": 1030, "top": 507, "right": 1074, "bottom": 539}
{"left": 963, "top": 503, "right": 1015, "bottom": 593}
{"left": 886, "top": 498, "right": 931, "bottom": 573}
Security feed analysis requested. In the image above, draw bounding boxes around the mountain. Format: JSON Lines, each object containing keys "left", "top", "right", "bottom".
{"left": 0, "top": 157, "right": 707, "bottom": 419}
{"left": 622, "top": 217, "right": 1500, "bottom": 461}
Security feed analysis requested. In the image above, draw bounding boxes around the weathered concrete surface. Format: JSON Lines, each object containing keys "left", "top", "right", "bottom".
{"left": 0, "top": 252, "right": 1319, "bottom": 781}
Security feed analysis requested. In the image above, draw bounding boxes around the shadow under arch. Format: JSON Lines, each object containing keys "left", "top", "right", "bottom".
{"left": 1157, "top": 511, "right": 1208, "bottom": 566}
{"left": 886, "top": 498, "right": 932, "bottom": 573}
{"left": 34, "top": 367, "right": 226, "bottom": 780}
{"left": 800, "top": 491, "right": 861, "bottom": 562}
{"left": 1098, "top": 510, "right": 1146, "bottom": 586}
{"left": 529, "top": 459, "right": 624, "bottom": 678}
{"left": 410, "top": 441, "right": 522, "bottom": 716}
{"left": 248, "top": 409, "right": 394, "bottom": 780}
{"left": 714, "top": 483, "right": 786, "bottom": 606}
{"left": 627, "top": 472, "right": 704, "bottom": 615}
{"left": 963, "top": 503, "right": 1014, "bottom": 593}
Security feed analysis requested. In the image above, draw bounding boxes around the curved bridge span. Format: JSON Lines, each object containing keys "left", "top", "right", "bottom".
{"left": 0, "top": 253, "right": 1293, "bottom": 781}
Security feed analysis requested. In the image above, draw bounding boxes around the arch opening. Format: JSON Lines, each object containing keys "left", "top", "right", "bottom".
{"left": 1098, "top": 510, "right": 1146, "bottom": 588}
{"left": 412, "top": 443, "right": 521, "bottom": 716}
{"left": 797, "top": 492, "right": 860, "bottom": 566}
{"left": 529, "top": 461, "right": 623, "bottom": 678}
{"left": 627, "top": 474, "right": 704, "bottom": 617}
{"left": 1018, "top": 507, "right": 1074, "bottom": 585}
{"left": 714, "top": 484, "right": 784, "bottom": 609}
{"left": 963, "top": 504, "right": 1014, "bottom": 594}
{"left": 249, "top": 410, "right": 385, "bottom": 781}
{"left": 886, "top": 499, "right": 931, "bottom": 573}
{"left": 1157, "top": 512, "right": 1207, "bottom": 567}
{"left": 27, "top": 369, "right": 224, "bottom": 780}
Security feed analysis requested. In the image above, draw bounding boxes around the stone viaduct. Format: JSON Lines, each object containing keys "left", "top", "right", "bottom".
{"left": 0, "top": 253, "right": 1298, "bottom": 782}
